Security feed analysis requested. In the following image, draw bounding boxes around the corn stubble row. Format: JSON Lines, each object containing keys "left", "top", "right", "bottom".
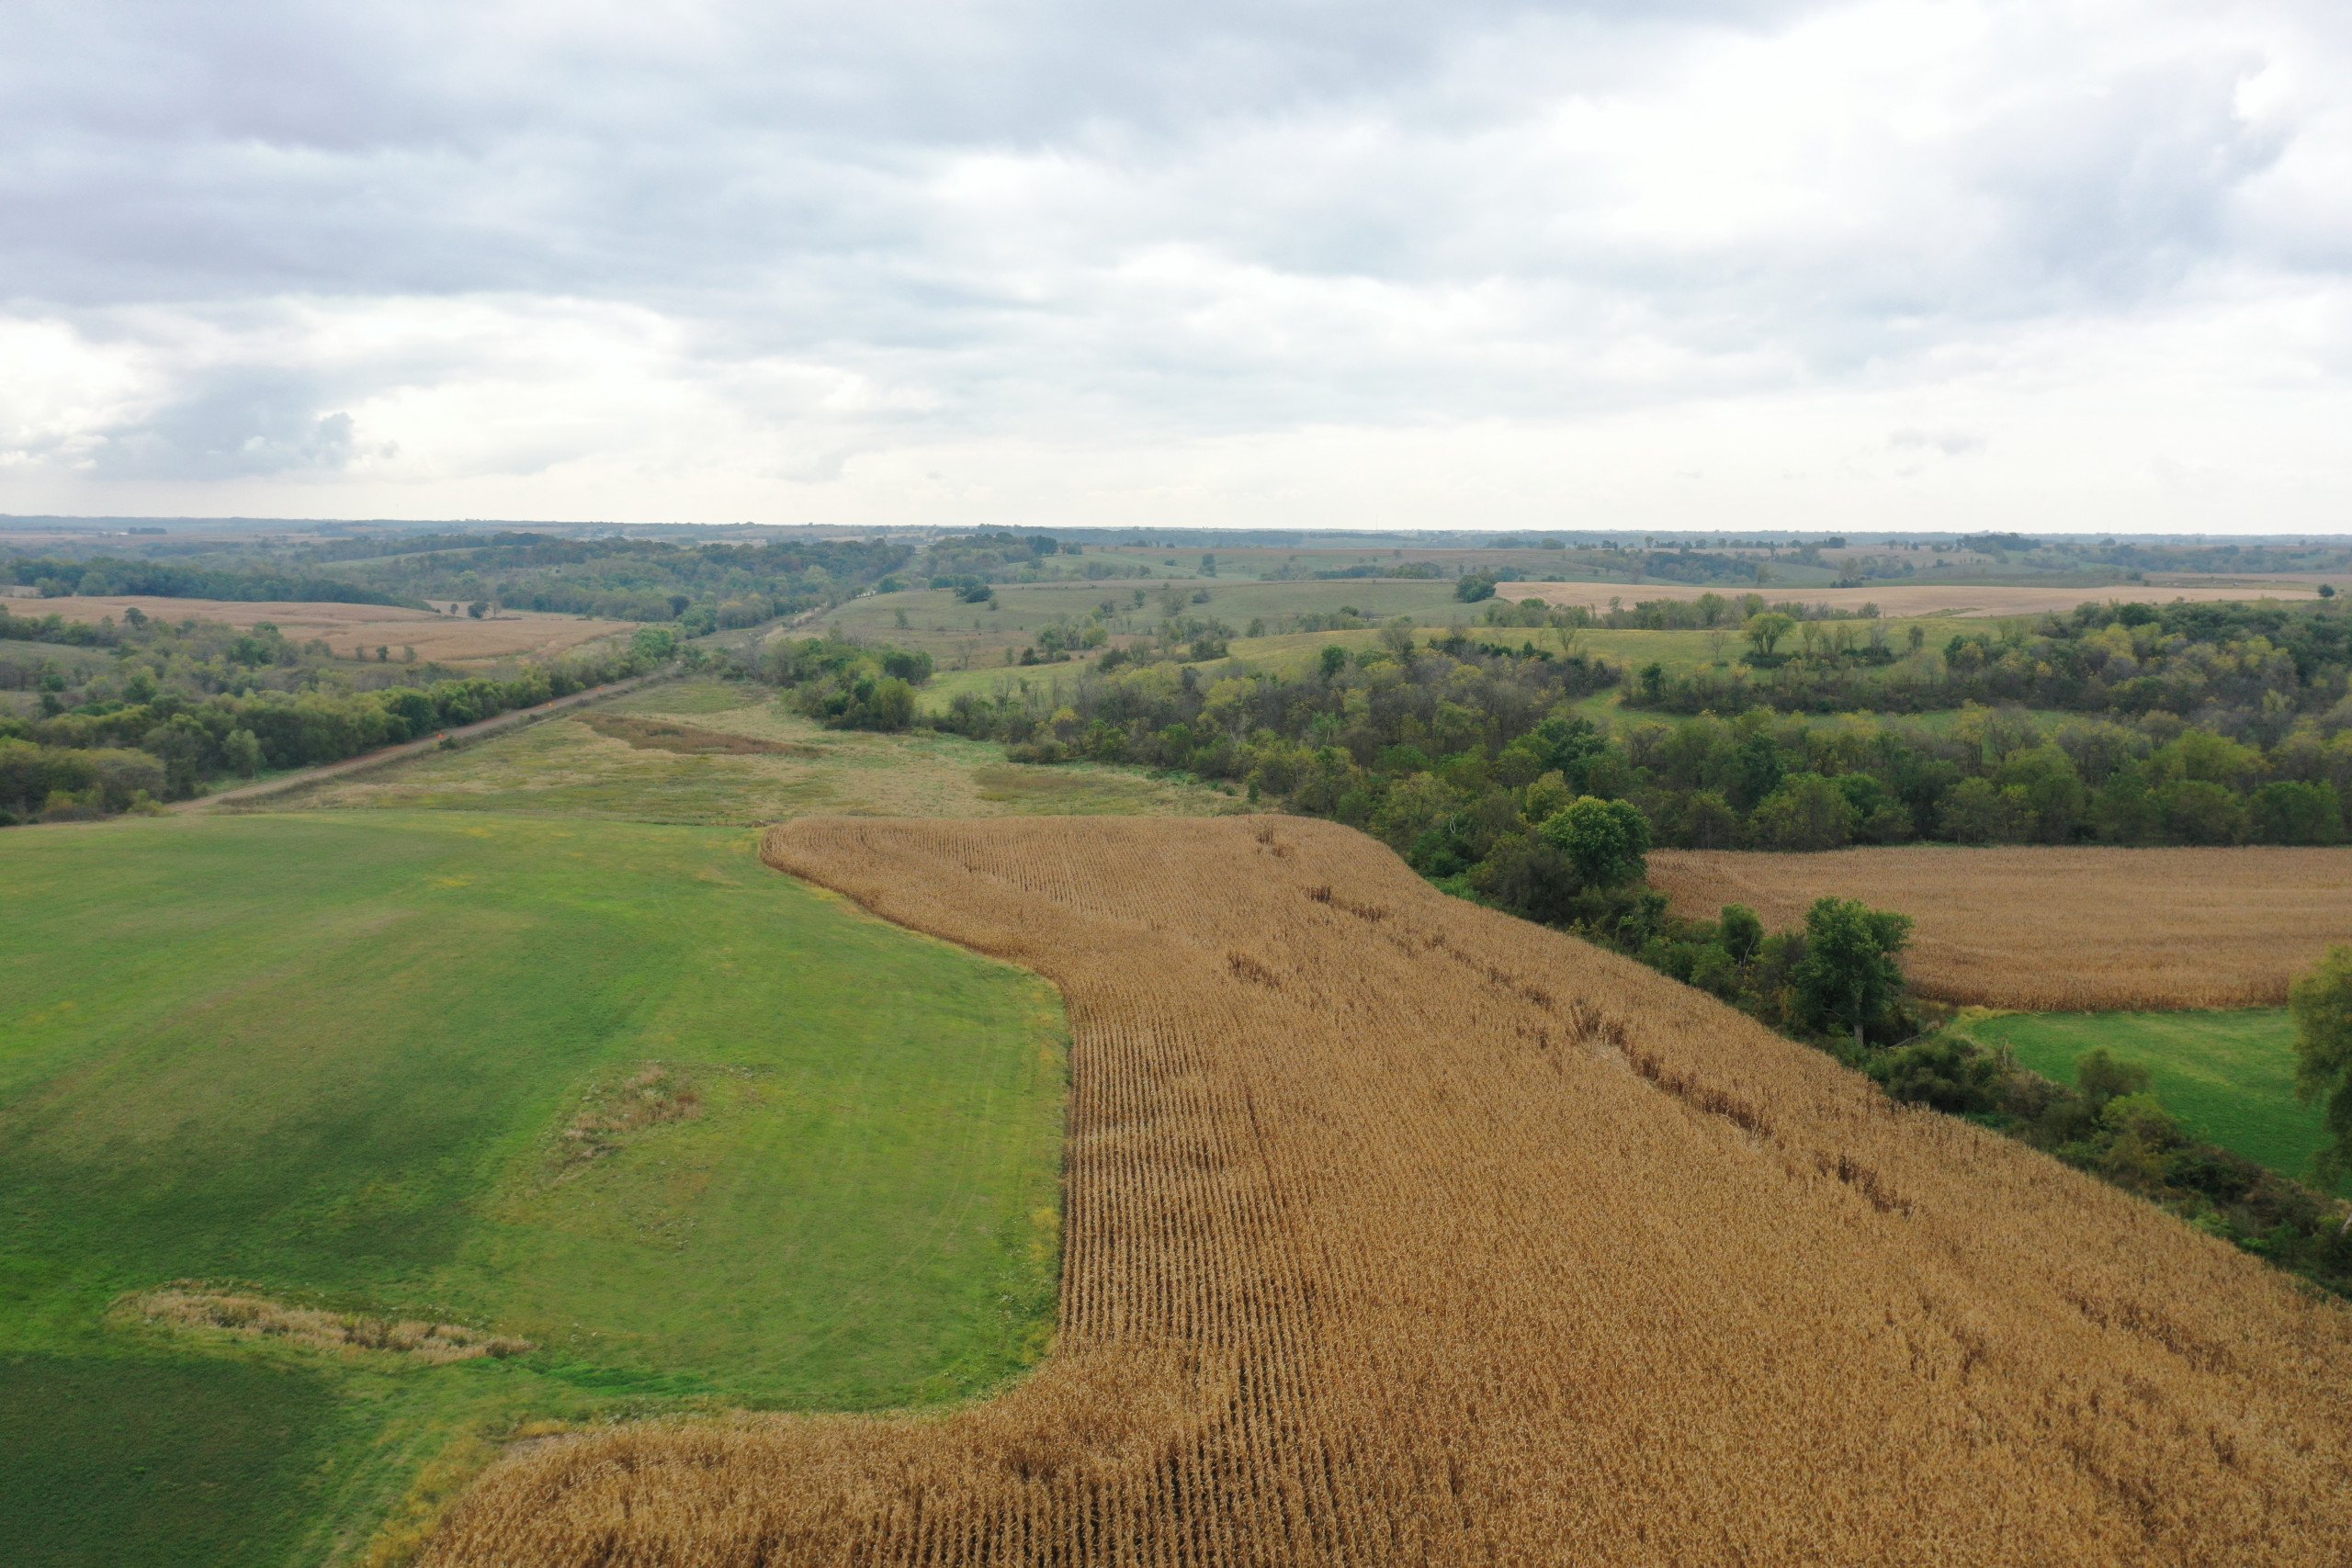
{"left": 1651, "top": 844, "right": 2352, "bottom": 1011}
{"left": 427, "top": 818, "right": 2352, "bottom": 1565}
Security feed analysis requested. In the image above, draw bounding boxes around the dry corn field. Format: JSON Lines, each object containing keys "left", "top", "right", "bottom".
{"left": 1651, "top": 845, "right": 2352, "bottom": 1010}
{"left": 427, "top": 818, "right": 2352, "bottom": 1567}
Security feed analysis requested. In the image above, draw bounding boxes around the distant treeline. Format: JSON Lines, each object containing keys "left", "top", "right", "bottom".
{"left": 320, "top": 533, "right": 914, "bottom": 624}
{"left": 4, "top": 555, "right": 417, "bottom": 606}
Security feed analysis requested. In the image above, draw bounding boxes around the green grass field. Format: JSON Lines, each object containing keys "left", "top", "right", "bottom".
{"left": 0, "top": 810, "right": 1069, "bottom": 1566}
{"left": 1964, "top": 1010, "right": 2343, "bottom": 1194}
{"left": 824, "top": 578, "right": 1474, "bottom": 667}
{"left": 274, "top": 680, "right": 1244, "bottom": 825}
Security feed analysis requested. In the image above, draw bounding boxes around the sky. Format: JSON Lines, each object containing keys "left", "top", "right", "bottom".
{"left": 3, "top": 0, "right": 2350, "bottom": 534}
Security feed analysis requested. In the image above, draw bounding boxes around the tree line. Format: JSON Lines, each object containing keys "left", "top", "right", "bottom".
{"left": 1, "top": 603, "right": 664, "bottom": 823}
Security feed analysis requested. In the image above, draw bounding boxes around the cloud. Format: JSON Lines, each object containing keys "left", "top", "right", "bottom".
{"left": 1890, "top": 429, "right": 1987, "bottom": 457}
{"left": 88, "top": 374, "right": 369, "bottom": 479}
{"left": 0, "top": 0, "right": 2348, "bottom": 525}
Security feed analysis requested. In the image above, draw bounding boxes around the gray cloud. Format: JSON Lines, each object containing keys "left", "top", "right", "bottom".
{"left": 88, "top": 372, "right": 367, "bottom": 479}
{"left": 0, "top": 1, "right": 2347, "bottom": 518}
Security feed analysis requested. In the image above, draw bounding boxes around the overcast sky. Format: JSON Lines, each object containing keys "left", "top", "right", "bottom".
{"left": 4, "top": 0, "right": 2349, "bottom": 532}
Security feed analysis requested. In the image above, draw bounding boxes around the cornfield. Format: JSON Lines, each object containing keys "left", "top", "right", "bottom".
{"left": 426, "top": 818, "right": 2352, "bottom": 1566}
{"left": 1650, "top": 844, "right": 2352, "bottom": 1010}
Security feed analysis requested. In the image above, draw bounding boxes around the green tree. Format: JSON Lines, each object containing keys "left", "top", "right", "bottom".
{"left": 1455, "top": 574, "right": 1497, "bottom": 603}
{"left": 1745, "top": 612, "right": 1797, "bottom": 659}
{"left": 1522, "top": 769, "right": 1575, "bottom": 825}
{"left": 1792, "top": 897, "right": 1912, "bottom": 1047}
{"left": 1718, "top": 904, "right": 1763, "bottom": 964}
{"left": 2075, "top": 1046, "right": 2152, "bottom": 1109}
{"left": 2155, "top": 778, "right": 2247, "bottom": 844}
{"left": 2290, "top": 945, "right": 2352, "bottom": 1191}
{"left": 222, "top": 728, "right": 264, "bottom": 779}
{"left": 1748, "top": 773, "right": 1858, "bottom": 851}
{"left": 1537, "top": 796, "right": 1651, "bottom": 888}
{"left": 2251, "top": 780, "right": 2345, "bottom": 845}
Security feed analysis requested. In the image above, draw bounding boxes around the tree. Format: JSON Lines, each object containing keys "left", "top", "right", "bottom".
{"left": 222, "top": 728, "right": 264, "bottom": 778}
{"left": 1745, "top": 612, "right": 1797, "bottom": 659}
{"left": 2074, "top": 1045, "right": 2152, "bottom": 1108}
{"left": 467, "top": 599, "right": 488, "bottom": 618}
{"left": 1538, "top": 795, "right": 1651, "bottom": 888}
{"left": 1748, "top": 773, "right": 1858, "bottom": 851}
{"left": 1318, "top": 644, "right": 1349, "bottom": 680}
{"left": 1792, "top": 897, "right": 1912, "bottom": 1047}
{"left": 1719, "top": 904, "right": 1763, "bottom": 965}
{"left": 1523, "top": 716, "right": 1608, "bottom": 787}
{"left": 2251, "top": 780, "right": 2344, "bottom": 845}
{"left": 1455, "top": 574, "right": 1497, "bottom": 603}
{"left": 2290, "top": 945, "right": 2352, "bottom": 1192}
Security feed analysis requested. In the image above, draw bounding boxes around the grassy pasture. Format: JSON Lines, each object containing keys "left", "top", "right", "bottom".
{"left": 0, "top": 810, "right": 1068, "bottom": 1565}
{"left": 1962, "top": 1010, "right": 2344, "bottom": 1194}
{"left": 271, "top": 680, "right": 1245, "bottom": 825}
{"left": 824, "top": 578, "right": 1471, "bottom": 667}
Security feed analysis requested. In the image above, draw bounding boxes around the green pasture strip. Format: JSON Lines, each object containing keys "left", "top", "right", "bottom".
{"left": 267, "top": 681, "right": 1241, "bottom": 825}
{"left": 1965, "top": 1010, "right": 2341, "bottom": 1193}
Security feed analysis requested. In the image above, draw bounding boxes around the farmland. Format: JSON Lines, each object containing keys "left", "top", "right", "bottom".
{"left": 272, "top": 679, "right": 1249, "bottom": 826}
{"left": 822, "top": 576, "right": 1469, "bottom": 666}
{"left": 430, "top": 816, "right": 2352, "bottom": 1565}
{"left": 1958, "top": 1010, "right": 2346, "bottom": 1194}
{"left": 0, "top": 812, "right": 1066, "bottom": 1567}
{"left": 26, "top": 595, "right": 638, "bottom": 665}
{"left": 1502, "top": 578, "right": 2327, "bottom": 618}
{"left": 1649, "top": 845, "right": 2352, "bottom": 1010}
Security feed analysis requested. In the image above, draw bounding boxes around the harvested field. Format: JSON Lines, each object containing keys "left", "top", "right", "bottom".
{"left": 1502, "top": 579, "right": 2322, "bottom": 617}
{"left": 430, "top": 817, "right": 2352, "bottom": 1567}
{"left": 26, "top": 594, "right": 636, "bottom": 663}
{"left": 1651, "top": 845, "right": 2352, "bottom": 1010}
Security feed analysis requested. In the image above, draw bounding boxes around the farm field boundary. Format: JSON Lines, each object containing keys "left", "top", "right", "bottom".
{"left": 1651, "top": 845, "right": 2352, "bottom": 1010}
{"left": 429, "top": 815, "right": 2352, "bottom": 1566}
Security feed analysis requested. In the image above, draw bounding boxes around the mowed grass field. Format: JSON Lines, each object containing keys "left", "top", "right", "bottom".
{"left": 0, "top": 811, "right": 1068, "bottom": 1567}
{"left": 272, "top": 680, "right": 1248, "bottom": 826}
{"left": 1962, "top": 1010, "right": 2346, "bottom": 1194}
{"left": 824, "top": 578, "right": 1470, "bottom": 666}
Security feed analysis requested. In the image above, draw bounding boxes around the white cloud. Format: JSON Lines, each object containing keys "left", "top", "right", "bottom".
{"left": 1, "top": 0, "right": 2349, "bottom": 527}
